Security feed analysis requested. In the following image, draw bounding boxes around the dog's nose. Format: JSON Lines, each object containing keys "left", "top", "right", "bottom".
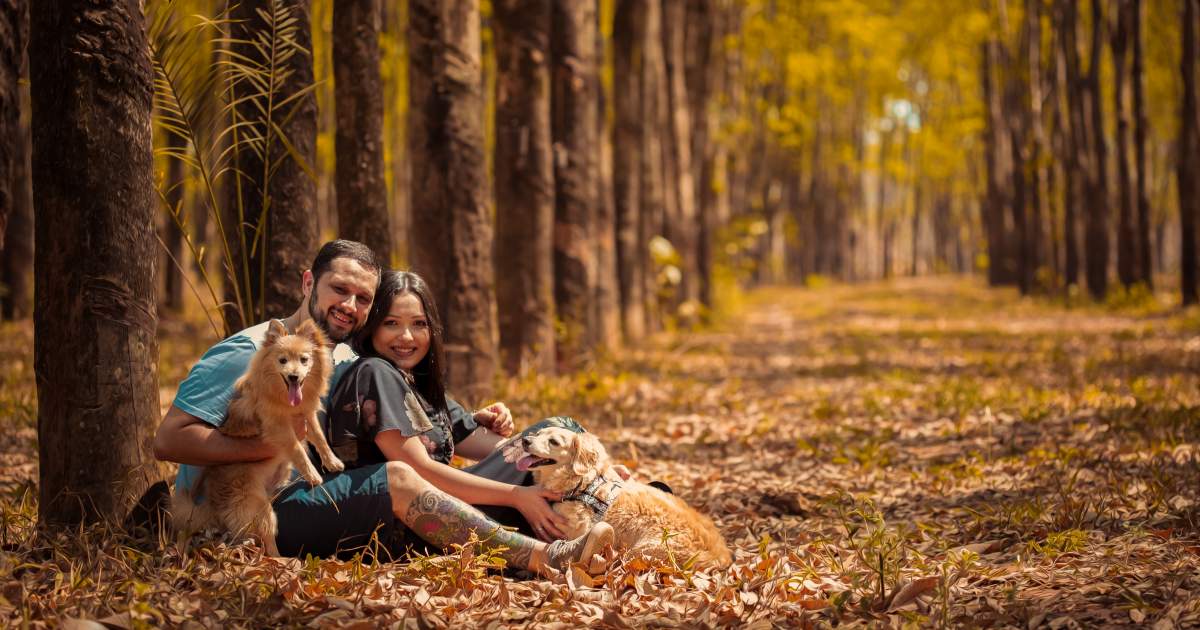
{"left": 521, "top": 436, "right": 531, "bottom": 448}
{"left": 287, "top": 374, "right": 299, "bottom": 384}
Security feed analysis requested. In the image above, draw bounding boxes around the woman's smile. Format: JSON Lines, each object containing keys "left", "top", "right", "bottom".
{"left": 372, "top": 292, "right": 431, "bottom": 371}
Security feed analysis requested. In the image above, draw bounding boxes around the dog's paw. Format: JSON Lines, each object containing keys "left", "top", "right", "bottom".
{"left": 300, "top": 466, "right": 323, "bottom": 486}
{"left": 323, "top": 455, "right": 344, "bottom": 473}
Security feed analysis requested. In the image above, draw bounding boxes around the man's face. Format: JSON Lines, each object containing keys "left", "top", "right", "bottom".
{"left": 303, "top": 257, "right": 378, "bottom": 342}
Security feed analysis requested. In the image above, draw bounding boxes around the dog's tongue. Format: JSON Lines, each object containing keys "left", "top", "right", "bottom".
{"left": 287, "top": 381, "right": 303, "bottom": 407}
{"left": 516, "top": 455, "right": 539, "bottom": 472}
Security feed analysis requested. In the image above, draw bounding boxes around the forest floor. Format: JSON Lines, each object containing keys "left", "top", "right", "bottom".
{"left": 1, "top": 276, "right": 1199, "bottom": 628}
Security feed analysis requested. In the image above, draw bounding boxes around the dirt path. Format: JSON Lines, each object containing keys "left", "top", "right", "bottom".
{"left": 501, "top": 277, "right": 1200, "bottom": 626}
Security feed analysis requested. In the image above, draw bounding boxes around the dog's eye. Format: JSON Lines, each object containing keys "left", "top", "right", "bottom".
{"left": 549, "top": 437, "right": 562, "bottom": 446}
{"left": 278, "top": 357, "right": 287, "bottom": 365}
{"left": 300, "top": 355, "right": 309, "bottom": 365}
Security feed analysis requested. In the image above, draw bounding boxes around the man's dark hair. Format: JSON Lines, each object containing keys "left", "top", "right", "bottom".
{"left": 311, "top": 240, "right": 382, "bottom": 282}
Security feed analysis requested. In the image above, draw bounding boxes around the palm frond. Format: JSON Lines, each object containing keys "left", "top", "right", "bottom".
{"left": 148, "top": 0, "right": 317, "bottom": 335}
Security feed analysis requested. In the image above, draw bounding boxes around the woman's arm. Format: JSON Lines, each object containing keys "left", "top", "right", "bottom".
{"left": 375, "top": 430, "right": 569, "bottom": 538}
{"left": 453, "top": 427, "right": 505, "bottom": 460}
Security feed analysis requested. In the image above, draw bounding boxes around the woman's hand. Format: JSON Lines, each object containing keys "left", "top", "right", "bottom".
{"left": 612, "top": 464, "right": 634, "bottom": 481}
{"left": 474, "top": 402, "right": 514, "bottom": 437}
{"left": 511, "top": 485, "right": 568, "bottom": 541}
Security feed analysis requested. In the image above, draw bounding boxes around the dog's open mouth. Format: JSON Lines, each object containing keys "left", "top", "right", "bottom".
{"left": 515, "top": 455, "right": 555, "bottom": 472}
{"left": 283, "top": 376, "right": 305, "bottom": 407}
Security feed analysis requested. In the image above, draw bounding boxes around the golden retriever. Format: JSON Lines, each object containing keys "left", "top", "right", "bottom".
{"left": 172, "top": 319, "right": 343, "bottom": 555}
{"left": 503, "top": 427, "right": 732, "bottom": 570}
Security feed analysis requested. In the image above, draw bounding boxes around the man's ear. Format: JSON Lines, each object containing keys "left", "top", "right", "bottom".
{"left": 301, "top": 269, "right": 315, "bottom": 299}
{"left": 265, "top": 319, "right": 288, "bottom": 346}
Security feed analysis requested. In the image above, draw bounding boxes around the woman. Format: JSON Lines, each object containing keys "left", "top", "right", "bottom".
{"left": 304, "top": 270, "right": 606, "bottom": 573}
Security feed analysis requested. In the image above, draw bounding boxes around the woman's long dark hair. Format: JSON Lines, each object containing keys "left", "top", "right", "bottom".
{"left": 352, "top": 270, "right": 448, "bottom": 413}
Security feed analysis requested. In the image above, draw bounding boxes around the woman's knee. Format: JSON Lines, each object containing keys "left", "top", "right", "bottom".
{"left": 384, "top": 461, "right": 425, "bottom": 494}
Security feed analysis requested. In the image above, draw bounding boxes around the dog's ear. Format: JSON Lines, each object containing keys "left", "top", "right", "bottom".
{"left": 264, "top": 320, "right": 288, "bottom": 346}
{"left": 296, "top": 319, "right": 327, "bottom": 346}
{"left": 571, "top": 433, "right": 601, "bottom": 476}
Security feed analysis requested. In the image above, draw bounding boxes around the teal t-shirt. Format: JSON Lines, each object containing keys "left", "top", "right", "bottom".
{"left": 172, "top": 320, "right": 359, "bottom": 494}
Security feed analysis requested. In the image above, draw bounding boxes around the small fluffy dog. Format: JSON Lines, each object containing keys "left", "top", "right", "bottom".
{"left": 502, "top": 427, "right": 732, "bottom": 569}
{"left": 172, "top": 319, "right": 344, "bottom": 556}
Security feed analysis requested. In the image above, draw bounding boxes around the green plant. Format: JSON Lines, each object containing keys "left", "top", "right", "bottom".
{"left": 148, "top": 0, "right": 318, "bottom": 338}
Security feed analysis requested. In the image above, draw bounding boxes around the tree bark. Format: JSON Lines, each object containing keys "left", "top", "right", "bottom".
{"left": 1025, "top": 0, "right": 1046, "bottom": 292}
{"left": 0, "top": 0, "right": 32, "bottom": 320}
{"left": 640, "top": 0, "right": 669, "bottom": 330}
{"left": 334, "top": 0, "right": 392, "bottom": 263}
{"left": 0, "top": 0, "right": 22, "bottom": 252}
{"left": 661, "top": 0, "right": 698, "bottom": 312}
{"left": 592, "top": 2, "right": 621, "bottom": 350}
{"left": 1131, "top": 0, "right": 1152, "bottom": 288}
{"left": 493, "top": 0, "right": 555, "bottom": 376}
{"left": 223, "top": 0, "right": 318, "bottom": 329}
{"left": 613, "top": 0, "right": 646, "bottom": 340}
{"left": 1057, "top": 0, "right": 1084, "bottom": 288}
{"left": 408, "top": 0, "right": 497, "bottom": 398}
{"left": 161, "top": 129, "right": 186, "bottom": 312}
{"left": 1084, "top": 0, "right": 1109, "bottom": 300}
{"left": 1181, "top": 0, "right": 1199, "bottom": 305}
{"left": 685, "top": 0, "right": 717, "bottom": 311}
{"left": 1112, "top": 0, "right": 1136, "bottom": 289}
{"left": 30, "top": 0, "right": 167, "bottom": 525}
{"left": 982, "top": 36, "right": 1013, "bottom": 286}
{"left": 551, "top": 0, "right": 599, "bottom": 365}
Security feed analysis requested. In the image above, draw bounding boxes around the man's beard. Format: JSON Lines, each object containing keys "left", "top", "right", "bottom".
{"left": 308, "top": 298, "right": 353, "bottom": 342}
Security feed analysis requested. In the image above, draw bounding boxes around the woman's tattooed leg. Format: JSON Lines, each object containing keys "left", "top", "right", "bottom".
{"left": 401, "top": 489, "right": 537, "bottom": 570}
{"left": 384, "top": 462, "right": 614, "bottom": 575}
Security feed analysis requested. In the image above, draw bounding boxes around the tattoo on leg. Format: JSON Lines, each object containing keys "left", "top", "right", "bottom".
{"left": 401, "top": 490, "right": 536, "bottom": 570}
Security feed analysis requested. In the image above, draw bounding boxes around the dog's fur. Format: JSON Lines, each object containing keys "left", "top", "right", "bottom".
{"left": 503, "top": 427, "right": 732, "bottom": 570}
{"left": 171, "top": 319, "right": 344, "bottom": 555}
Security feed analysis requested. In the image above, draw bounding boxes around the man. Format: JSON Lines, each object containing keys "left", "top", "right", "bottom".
{"left": 154, "top": 239, "right": 381, "bottom": 487}
{"left": 154, "top": 240, "right": 611, "bottom": 574}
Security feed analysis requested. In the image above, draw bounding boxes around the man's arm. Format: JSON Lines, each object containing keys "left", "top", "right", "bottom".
{"left": 153, "top": 404, "right": 276, "bottom": 466}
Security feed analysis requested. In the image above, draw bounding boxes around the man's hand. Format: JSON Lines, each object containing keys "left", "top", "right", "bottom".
{"left": 474, "top": 402, "right": 514, "bottom": 437}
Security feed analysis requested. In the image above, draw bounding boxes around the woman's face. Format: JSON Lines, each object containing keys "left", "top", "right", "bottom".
{"left": 372, "top": 292, "right": 431, "bottom": 371}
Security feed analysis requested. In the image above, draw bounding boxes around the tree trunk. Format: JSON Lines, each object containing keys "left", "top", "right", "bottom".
{"left": 408, "top": 0, "right": 497, "bottom": 398}
{"left": 334, "top": 0, "right": 392, "bottom": 263}
{"left": 1, "top": 0, "right": 32, "bottom": 320}
{"left": 494, "top": 0, "right": 555, "bottom": 376}
{"left": 685, "top": 0, "right": 717, "bottom": 312}
{"left": 1084, "top": 0, "right": 1109, "bottom": 300}
{"left": 1112, "top": 0, "right": 1136, "bottom": 289}
{"left": 1025, "top": 0, "right": 1046, "bottom": 292}
{"left": 223, "top": 0, "right": 318, "bottom": 329}
{"left": 661, "top": 0, "right": 698, "bottom": 312}
{"left": 613, "top": 0, "right": 646, "bottom": 340}
{"left": 592, "top": 2, "right": 621, "bottom": 350}
{"left": 1181, "top": 0, "right": 1199, "bottom": 305}
{"left": 1131, "top": 0, "right": 1152, "bottom": 288}
{"left": 0, "top": 0, "right": 23, "bottom": 252}
{"left": 30, "top": 0, "right": 166, "bottom": 525}
{"left": 161, "top": 129, "right": 186, "bottom": 312}
{"left": 550, "top": 0, "right": 599, "bottom": 367}
{"left": 999, "top": 0, "right": 1031, "bottom": 293}
{"left": 1058, "top": 0, "right": 1084, "bottom": 288}
{"left": 982, "top": 37, "right": 1013, "bottom": 286}
{"left": 640, "top": 0, "right": 669, "bottom": 330}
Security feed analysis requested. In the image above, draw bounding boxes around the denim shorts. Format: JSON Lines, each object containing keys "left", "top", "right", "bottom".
{"left": 272, "top": 416, "right": 585, "bottom": 560}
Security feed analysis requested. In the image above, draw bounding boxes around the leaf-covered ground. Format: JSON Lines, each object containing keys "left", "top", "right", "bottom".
{"left": 1, "top": 277, "right": 1199, "bottom": 628}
